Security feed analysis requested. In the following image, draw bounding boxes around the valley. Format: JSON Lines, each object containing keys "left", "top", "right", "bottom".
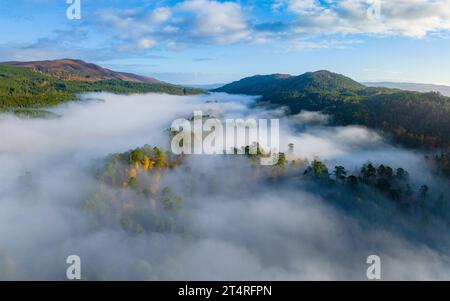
{"left": 1, "top": 60, "right": 450, "bottom": 281}
{"left": 1, "top": 89, "right": 449, "bottom": 280}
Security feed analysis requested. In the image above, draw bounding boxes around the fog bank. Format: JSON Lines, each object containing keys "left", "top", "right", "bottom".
{"left": 0, "top": 92, "right": 449, "bottom": 280}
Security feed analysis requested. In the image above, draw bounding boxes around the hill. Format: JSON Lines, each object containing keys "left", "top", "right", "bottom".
{"left": 0, "top": 60, "right": 204, "bottom": 111}
{"left": 2, "top": 59, "right": 162, "bottom": 84}
{"left": 216, "top": 71, "right": 450, "bottom": 149}
{"left": 215, "top": 71, "right": 363, "bottom": 96}
{"left": 214, "top": 73, "right": 293, "bottom": 95}
{"left": 365, "top": 82, "right": 450, "bottom": 97}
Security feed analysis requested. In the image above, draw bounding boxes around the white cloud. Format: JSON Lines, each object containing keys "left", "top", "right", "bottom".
{"left": 97, "top": 0, "right": 251, "bottom": 51}
{"left": 177, "top": 0, "right": 251, "bottom": 44}
{"left": 284, "top": 0, "right": 450, "bottom": 38}
{"left": 289, "top": 0, "right": 324, "bottom": 15}
{"left": 150, "top": 7, "right": 172, "bottom": 23}
{"left": 137, "top": 37, "right": 157, "bottom": 49}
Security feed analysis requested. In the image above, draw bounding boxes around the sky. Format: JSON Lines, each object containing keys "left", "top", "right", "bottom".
{"left": 1, "top": 0, "right": 450, "bottom": 85}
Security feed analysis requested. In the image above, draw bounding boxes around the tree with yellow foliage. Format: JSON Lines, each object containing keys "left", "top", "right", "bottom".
{"left": 130, "top": 168, "right": 137, "bottom": 178}
{"left": 143, "top": 156, "right": 155, "bottom": 171}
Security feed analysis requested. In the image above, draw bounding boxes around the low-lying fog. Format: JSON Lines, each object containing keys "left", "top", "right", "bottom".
{"left": 0, "top": 92, "right": 449, "bottom": 280}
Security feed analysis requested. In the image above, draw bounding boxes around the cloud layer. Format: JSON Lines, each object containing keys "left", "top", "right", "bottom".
{"left": 3, "top": 0, "right": 450, "bottom": 64}
{"left": 93, "top": 0, "right": 450, "bottom": 52}
{"left": 1, "top": 92, "right": 449, "bottom": 280}
{"left": 98, "top": 0, "right": 251, "bottom": 51}
{"left": 281, "top": 0, "right": 450, "bottom": 37}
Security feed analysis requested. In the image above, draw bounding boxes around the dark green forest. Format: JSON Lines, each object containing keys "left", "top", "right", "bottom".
{"left": 215, "top": 70, "right": 450, "bottom": 149}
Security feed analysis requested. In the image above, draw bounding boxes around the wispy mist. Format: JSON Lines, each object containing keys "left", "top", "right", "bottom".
{"left": 0, "top": 92, "right": 449, "bottom": 280}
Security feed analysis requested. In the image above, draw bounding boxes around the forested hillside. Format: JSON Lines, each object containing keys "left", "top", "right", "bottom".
{"left": 332, "top": 91, "right": 450, "bottom": 148}
{"left": 214, "top": 70, "right": 364, "bottom": 97}
{"left": 0, "top": 64, "right": 203, "bottom": 111}
{"left": 215, "top": 71, "right": 450, "bottom": 149}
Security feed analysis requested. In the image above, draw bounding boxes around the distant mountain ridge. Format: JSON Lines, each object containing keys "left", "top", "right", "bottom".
{"left": 1, "top": 59, "right": 162, "bottom": 84}
{"left": 364, "top": 82, "right": 450, "bottom": 97}
{"left": 185, "top": 83, "right": 226, "bottom": 90}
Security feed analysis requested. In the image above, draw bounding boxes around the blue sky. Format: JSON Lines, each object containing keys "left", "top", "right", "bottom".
{"left": 1, "top": 0, "right": 450, "bottom": 85}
